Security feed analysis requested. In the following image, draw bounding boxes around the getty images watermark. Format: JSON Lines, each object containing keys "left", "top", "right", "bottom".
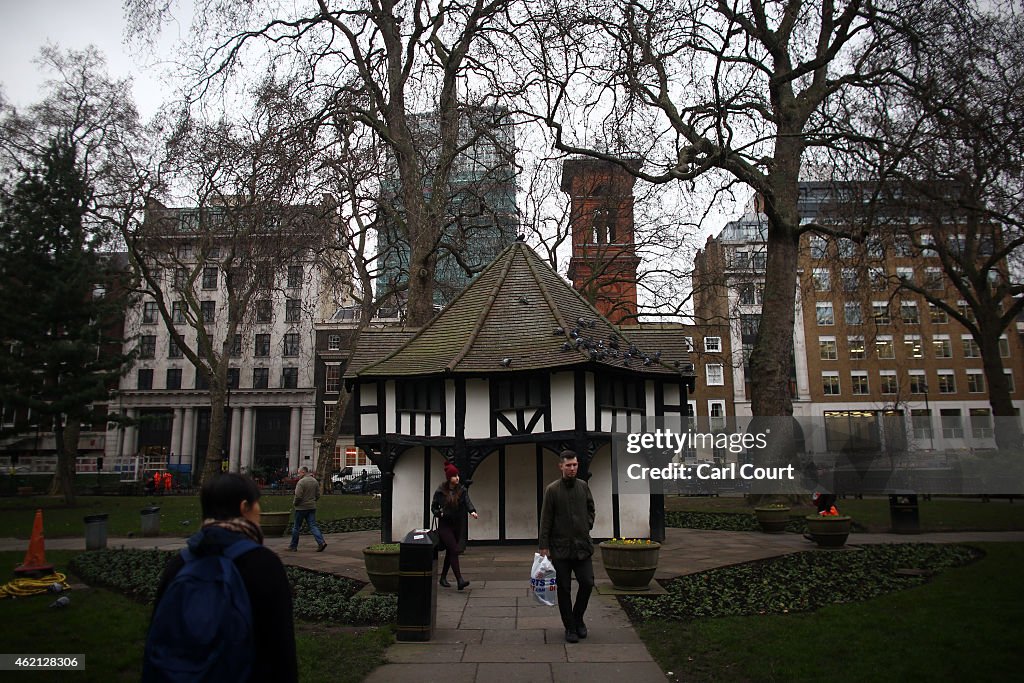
{"left": 611, "top": 416, "right": 1024, "bottom": 496}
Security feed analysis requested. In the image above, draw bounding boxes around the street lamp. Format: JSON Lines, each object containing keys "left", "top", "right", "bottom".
{"left": 921, "top": 380, "right": 934, "bottom": 451}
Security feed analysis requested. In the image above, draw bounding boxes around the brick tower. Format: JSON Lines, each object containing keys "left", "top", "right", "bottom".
{"left": 561, "top": 158, "right": 641, "bottom": 325}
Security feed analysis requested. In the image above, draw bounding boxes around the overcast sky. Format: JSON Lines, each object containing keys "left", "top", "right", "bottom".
{"left": 0, "top": 0, "right": 183, "bottom": 118}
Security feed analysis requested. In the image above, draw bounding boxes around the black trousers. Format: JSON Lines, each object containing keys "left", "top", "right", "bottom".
{"left": 437, "top": 517, "right": 464, "bottom": 581}
{"left": 551, "top": 556, "right": 594, "bottom": 631}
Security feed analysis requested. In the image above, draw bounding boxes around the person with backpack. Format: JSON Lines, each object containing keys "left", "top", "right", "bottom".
{"left": 142, "top": 473, "right": 297, "bottom": 683}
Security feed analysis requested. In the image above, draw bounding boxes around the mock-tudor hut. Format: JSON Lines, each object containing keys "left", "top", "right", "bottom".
{"left": 346, "top": 240, "right": 695, "bottom": 543}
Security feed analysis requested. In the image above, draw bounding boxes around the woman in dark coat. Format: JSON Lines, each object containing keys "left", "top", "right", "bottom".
{"left": 431, "top": 462, "right": 478, "bottom": 590}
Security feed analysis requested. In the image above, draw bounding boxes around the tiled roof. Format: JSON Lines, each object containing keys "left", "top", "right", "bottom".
{"left": 355, "top": 241, "right": 692, "bottom": 378}
{"left": 344, "top": 329, "right": 419, "bottom": 378}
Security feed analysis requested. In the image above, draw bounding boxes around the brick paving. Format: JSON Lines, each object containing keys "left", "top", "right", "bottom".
{"left": 4, "top": 526, "right": 1023, "bottom": 682}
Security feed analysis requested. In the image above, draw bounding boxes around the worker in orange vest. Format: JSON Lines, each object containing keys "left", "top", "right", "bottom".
{"left": 153, "top": 471, "right": 163, "bottom": 495}
{"left": 163, "top": 471, "right": 173, "bottom": 494}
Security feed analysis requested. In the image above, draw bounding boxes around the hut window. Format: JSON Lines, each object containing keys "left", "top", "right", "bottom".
{"left": 495, "top": 377, "right": 547, "bottom": 410}
{"left": 598, "top": 377, "right": 645, "bottom": 410}
{"left": 397, "top": 379, "right": 443, "bottom": 413}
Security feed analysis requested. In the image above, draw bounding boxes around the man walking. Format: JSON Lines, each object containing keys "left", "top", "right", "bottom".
{"left": 538, "top": 450, "right": 595, "bottom": 643}
{"left": 288, "top": 467, "right": 327, "bottom": 552}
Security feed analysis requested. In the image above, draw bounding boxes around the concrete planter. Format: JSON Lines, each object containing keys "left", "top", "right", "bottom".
{"left": 363, "top": 545, "right": 401, "bottom": 593}
{"left": 599, "top": 541, "right": 661, "bottom": 591}
{"left": 260, "top": 511, "right": 292, "bottom": 537}
{"left": 754, "top": 506, "right": 791, "bottom": 533}
{"left": 805, "top": 515, "right": 852, "bottom": 548}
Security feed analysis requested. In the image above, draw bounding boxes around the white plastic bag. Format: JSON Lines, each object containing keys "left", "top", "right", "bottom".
{"left": 530, "top": 552, "right": 557, "bottom": 606}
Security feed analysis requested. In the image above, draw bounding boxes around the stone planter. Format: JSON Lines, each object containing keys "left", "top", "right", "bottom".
{"left": 363, "top": 545, "right": 401, "bottom": 593}
{"left": 805, "top": 515, "right": 852, "bottom": 548}
{"left": 599, "top": 541, "right": 661, "bottom": 591}
{"left": 754, "top": 506, "right": 791, "bottom": 533}
{"left": 260, "top": 511, "right": 292, "bottom": 537}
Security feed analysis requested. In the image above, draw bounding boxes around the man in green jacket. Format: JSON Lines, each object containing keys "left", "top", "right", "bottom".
{"left": 538, "top": 450, "right": 595, "bottom": 644}
{"left": 288, "top": 467, "right": 327, "bottom": 552}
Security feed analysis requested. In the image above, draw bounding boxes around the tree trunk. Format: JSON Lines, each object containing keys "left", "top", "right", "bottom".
{"left": 200, "top": 385, "right": 228, "bottom": 486}
{"left": 977, "top": 332, "right": 1022, "bottom": 449}
{"left": 49, "top": 419, "right": 78, "bottom": 505}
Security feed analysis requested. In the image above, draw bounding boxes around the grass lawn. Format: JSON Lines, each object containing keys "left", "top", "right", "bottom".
{"left": 636, "top": 542, "right": 1024, "bottom": 682}
{"left": 0, "top": 494, "right": 382, "bottom": 538}
{"left": 664, "top": 494, "right": 1024, "bottom": 531}
{"left": 0, "top": 550, "right": 392, "bottom": 682}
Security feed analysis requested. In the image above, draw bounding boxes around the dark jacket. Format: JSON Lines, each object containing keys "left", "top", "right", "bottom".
{"left": 431, "top": 484, "right": 476, "bottom": 523}
{"left": 538, "top": 477, "right": 595, "bottom": 560}
{"left": 152, "top": 526, "right": 298, "bottom": 683}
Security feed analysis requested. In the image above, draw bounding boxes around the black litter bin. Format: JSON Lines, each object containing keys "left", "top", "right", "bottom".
{"left": 889, "top": 491, "right": 920, "bottom": 534}
{"left": 396, "top": 528, "right": 438, "bottom": 642}
{"left": 84, "top": 513, "right": 109, "bottom": 551}
{"left": 140, "top": 506, "right": 161, "bottom": 537}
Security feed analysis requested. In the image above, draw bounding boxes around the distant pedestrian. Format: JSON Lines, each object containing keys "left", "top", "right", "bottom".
{"left": 288, "top": 467, "right": 327, "bottom": 552}
{"left": 143, "top": 472, "right": 297, "bottom": 683}
{"left": 539, "top": 450, "right": 596, "bottom": 644}
{"left": 163, "top": 471, "right": 173, "bottom": 494}
{"left": 153, "top": 471, "right": 163, "bottom": 495}
{"left": 432, "top": 462, "right": 478, "bottom": 590}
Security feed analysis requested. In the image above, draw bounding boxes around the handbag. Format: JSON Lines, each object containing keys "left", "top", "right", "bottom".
{"left": 427, "top": 515, "right": 440, "bottom": 547}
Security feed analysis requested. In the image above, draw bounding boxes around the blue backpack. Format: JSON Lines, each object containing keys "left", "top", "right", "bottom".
{"left": 142, "top": 539, "right": 260, "bottom": 682}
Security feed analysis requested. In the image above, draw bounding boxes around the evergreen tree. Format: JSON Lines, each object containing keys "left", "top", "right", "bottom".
{"left": 0, "top": 137, "right": 132, "bottom": 503}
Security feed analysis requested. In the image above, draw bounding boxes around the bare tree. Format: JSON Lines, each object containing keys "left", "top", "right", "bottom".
{"left": 520, "top": 0, "right": 931, "bottom": 418}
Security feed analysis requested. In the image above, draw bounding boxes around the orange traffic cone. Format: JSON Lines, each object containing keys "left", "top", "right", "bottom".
{"left": 14, "top": 509, "right": 54, "bottom": 577}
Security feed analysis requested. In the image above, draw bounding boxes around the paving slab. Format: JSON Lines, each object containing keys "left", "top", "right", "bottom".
{"left": 462, "top": 643, "right": 568, "bottom": 663}
{"left": 475, "top": 663, "right": 553, "bottom": 683}
{"left": 364, "top": 663, "right": 478, "bottom": 683}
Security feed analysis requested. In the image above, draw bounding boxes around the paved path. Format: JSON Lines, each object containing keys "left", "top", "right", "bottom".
{"left": 4, "top": 528, "right": 1023, "bottom": 683}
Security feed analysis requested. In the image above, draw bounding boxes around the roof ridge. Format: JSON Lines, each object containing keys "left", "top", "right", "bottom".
{"left": 446, "top": 244, "right": 519, "bottom": 372}
{"left": 357, "top": 240, "right": 520, "bottom": 375}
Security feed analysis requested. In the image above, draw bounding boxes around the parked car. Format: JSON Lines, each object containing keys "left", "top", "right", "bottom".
{"left": 340, "top": 473, "right": 382, "bottom": 495}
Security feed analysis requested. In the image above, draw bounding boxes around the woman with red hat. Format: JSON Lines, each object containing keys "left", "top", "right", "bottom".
{"left": 431, "top": 462, "right": 478, "bottom": 590}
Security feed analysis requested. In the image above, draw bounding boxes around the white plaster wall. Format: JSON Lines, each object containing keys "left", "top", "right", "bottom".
{"left": 469, "top": 454, "right": 499, "bottom": 541}
{"left": 550, "top": 373, "right": 576, "bottom": 432}
{"left": 445, "top": 380, "right": 456, "bottom": 437}
{"left": 391, "top": 450, "right": 425, "bottom": 537}
{"left": 465, "top": 379, "right": 489, "bottom": 439}
{"left": 384, "top": 381, "right": 396, "bottom": 433}
{"left": 588, "top": 444, "right": 616, "bottom": 539}
{"left": 646, "top": 380, "right": 657, "bottom": 418}
{"left": 664, "top": 383, "right": 680, "bottom": 406}
{"left": 504, "top": 443, "right": 539, "bottom": 539}
{"left": 585, "top": 373, "right": 595, "bottom": 431}
{"left": 360, "top": 414, "right": 377, "bottom": 437}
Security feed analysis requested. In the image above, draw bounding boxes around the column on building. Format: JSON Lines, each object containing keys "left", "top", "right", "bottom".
{"left": 229, "top": 407, "right": 242, "bottom": 473}
{"left": 289, "top": 407, "right": 301, "bottom": 473}
{"left": 170, "top": 408, "right": 183, "bottom": 464}
{"left": 180, "top": 408, "right": 195, "bottom": 473}
{"left": 122, "top": 409, "right": 137, "bottom": 458}
{"left": 240, "top": 407, "right": 254, "bottom": 472}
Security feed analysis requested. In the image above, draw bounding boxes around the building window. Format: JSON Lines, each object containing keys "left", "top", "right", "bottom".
{"left": 142, "top": 301, "right": 158, "bottom": 324}
{"left": 894, "top": 235, "right": 914, "bottom": 257}
{"left": 900, "top": 301, "right": 919, "bottom": 325}
{"left": 903, "top": 335, "right": 923, "bottom": 359}
{"left": 876, "top": 336, "right": 895, "bottom": 359}
{"left": 837, "top": 238, "right": 855, "bottom": 259}
{"left": 924, "top": 267, "right": 943, "bottom": 290}
{"left": 255, "top": 300, "right": 272, "bottom": 324}
{"left": 255, "top": 334, "right": 271, "bottom": 357}
{"left": 880, "top": 372, "right": 898, "bottom": 394}
{"left": 200, "top": 300, "right": 215, "bottom": 323}
{"left": 937, "top": 371, "right": 956, "bottom": 394}
{"left": 253, "top": 368, "right": 269, "bottom": 389}
{"left": 967, "top": 371, "right": 985, "bottom": 393}
{"left": 848, "top": 336, "right": 865, "bottom": 360}
{"left": 228, "top": 367, "right": 240, "bottom": 389}
{"left": 932, "top": 335, "right": 952, "bottom": 359}
{"left": 139, "top": 335, "right": 156, "bottom": 359}
{"left": 168, "top": 337, "right": 183, "bottom": 359}
{"left": 287, "top": 265, "right": 303, "bottom": 289}
{"left": 970, "top": 408, "right": 993, "bottom": 439}
{"left": 704, "top": 363, "right": 725, "bottom": 386}
{"left": 230, "top": 334, "right": 242, "bottom": 358}
{"left": 940, "top": 408, "right": 963, "bottom": 439}
{"left": 737, "top": 283, "right": 762, "bottom": 305}
{"left": 819, "top": 337, "right": 838, "bottom": 361}
{"left": 704, "top": 337, "right": 722, "bottom": 353}
{"left": 174, "top": 267, "right": 188, "bottom": 290}
{"left": 909, "top": 372, "right": 927, "bottom": 395}
{"left": 496, "top": 377, "right": 548, "bottom": 410}
{"left": 816, "top": 303, "right": 834, "bottom": 326}
{"left": 172, "top": 301, "right": 187, "bottom": 324}
{"left": 166, "top": 368, "right": 181, "bottom": 390}
{"left": 202, "top": 266, "right": 218, "bottom": 289}
{"left": 812, "top": 268, "right": 830, "bottom": 292}
{"left": 999, "top": 335, "right": 1011, "bottom": 358}
{"left": 851, "top": 373, "right": 869, "bottom": 395}
{"left": 285, "top": 299, "right": 301, "bottom": 323}
{"left": 962, "top": 336, "right": 980, "bottom": 358}
{"left": 740, "top": 314, "right": 760, "bottom": 341}
{"left": 397, "top": 379, "right": 443, "bottom": 413}
{"left": 912, "top": 409, "right": 932, "bottom": 440}
{"left": 822, "top": 373, "right": 840, "bottom": 395}
{"left": 682, "top": 336, "right": 694, "bottom": 352}
{"left": 844, "top": 303, "right": 862, "bottom": 326}
{"left": 325, "top": 365, "right": 341, "bottom": 393}
{"left": 872, "top": 301, "right": 890, "bottom": 325}
{"left": 869, "top": 267, "right": 887, "bottom": 291}
{"left": 751, "top": 251, "right": 766, "bottom": 271}
{"left": 283, "top": 333, "right": 300, "bottom": 357}
{"left": 810, "top": 236, "right": 827, "bottom": 259}
{"left": 957, "top": 300, "right": 976, "bottom": 323}
{"left": 929, "top": 303, "right": 948, "bottom": 324}
{"left": 896, "top": 267, "right": 914, "bottom": 285}
{"left": 324, "top": 402, "right": 336, "bottom": 427}
{"left": 841, "top": 268, "right": 859, "bottom": 292}
{"left": 137, "top": 369, "right": 154, "bottom": 390}
{"left": 328, "top": 334, "right": 342, "bottom": 351}
{"left": 195, "top": 371, "right": 209, "bottom": 390}
{"left": 709, "top": 400, "right": 726, "bottom": 433}
{"left": 281, "top": 367, "right": 298, "bottom": 389}
{"left": 1005, "top": 370, "right": 1015, "bottom": 393}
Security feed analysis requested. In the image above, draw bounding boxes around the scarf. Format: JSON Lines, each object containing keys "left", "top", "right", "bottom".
{"left": 201, "top": 516, "right": 265, "bottom": 545}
